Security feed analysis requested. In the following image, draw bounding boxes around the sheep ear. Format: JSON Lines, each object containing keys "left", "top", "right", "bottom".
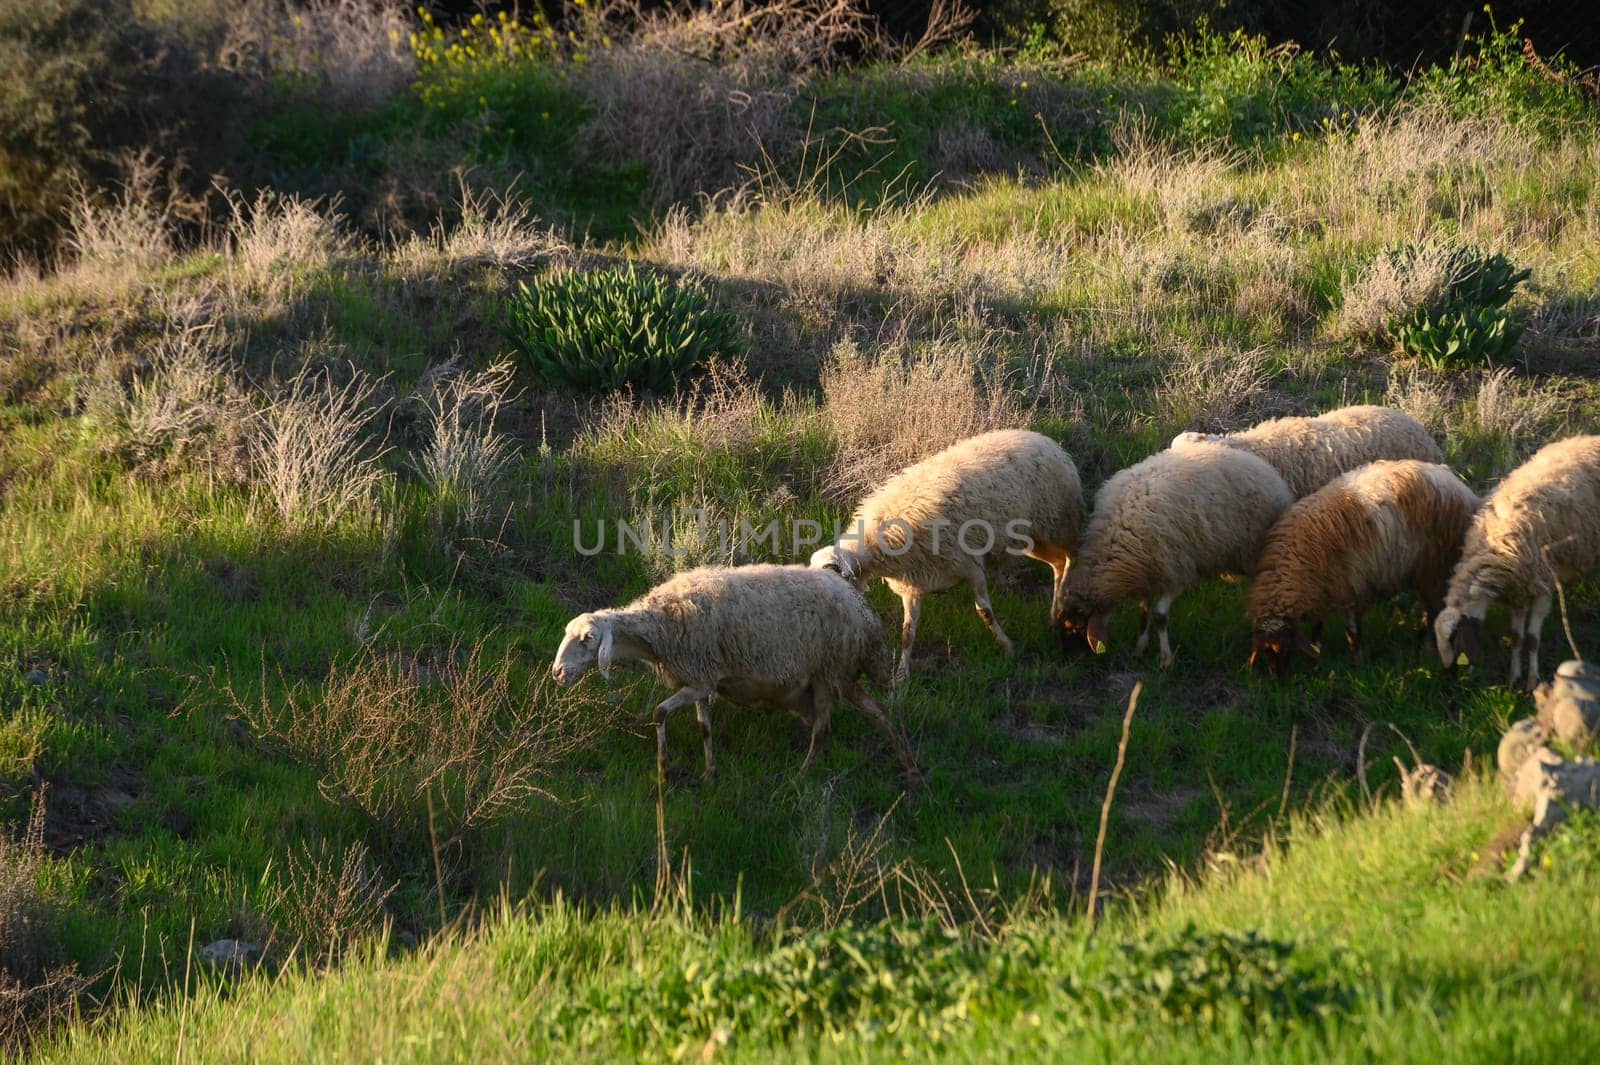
{"left": 597, "top": 625, "right": 615, "bottom": 680}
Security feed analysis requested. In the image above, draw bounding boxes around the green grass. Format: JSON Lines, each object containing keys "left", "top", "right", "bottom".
{"left": 31, "top": 775, "right": 1600, "bottom": 1061}
{"left": 3, "top": 10, "right": 1600, "bottom": 1060}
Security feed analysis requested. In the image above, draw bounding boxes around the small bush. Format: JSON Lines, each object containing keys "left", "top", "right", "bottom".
{"left": 1385, "top": 245, "right": 1529, "bottom": 371}
{"left": 414, "top": 358, "right": 519, "bottom": 532}
{"left": 1071, "top": 925, "right": 1360, "bottom": 1030}
{"left": 503, "top": 264, "right": 738, "bottom": 393}
{"left": 231, "top": 644, "right": 612, "bottom": 870}
{"left": 1, "top": 788, "right": 88, "bottom": 1055}
{"left": 1412, "top": 19, "right": 1597, "bottom": 135}
{"left": 267, "top": 840, "right": 395, "bottom": 968}
{"left": 564, "top": 921, "right": 1022, "bottom": 1054}
{"left": 1165, "top": 26, "right": 1396, "bottom": 145}
{"left": 252, "top": 361, "right": 390, "bottom": 532}
{"left": 820, "top": 338, "right": 1025, "bottom": 501}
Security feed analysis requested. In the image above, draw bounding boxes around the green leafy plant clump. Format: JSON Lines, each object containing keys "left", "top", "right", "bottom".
{"left": 1070, "top": 925, "right": 1362, "bottom": 1030}
{"left": 503, "top": 264, "right": 739, "bottom": 393}
{"left": 1389, "top": 245, "right": 1530, "bottom": 371}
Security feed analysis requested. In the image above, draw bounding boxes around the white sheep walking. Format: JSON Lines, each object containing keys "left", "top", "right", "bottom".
{"left": 1058, "top": 442, "right": 1294, "bottom": 667}
{"left": 810, "top": 429, "right": 1082, "bottom": 679}
{"left": 551, "top": 564, "right": 919, "bottom": 779}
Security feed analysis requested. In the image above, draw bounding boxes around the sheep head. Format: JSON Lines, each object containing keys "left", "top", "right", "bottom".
{"left": 1433, "top": 606, "right": 1480, "bottom": 671}
{"left": 1249, "top": 618, "right": 1320, "bottom": 677}
{"left": 552, "top": 612, "right": 616, "bottom": 685}
{"left": 809, "top": 544, "right": 863, "bottom": 584}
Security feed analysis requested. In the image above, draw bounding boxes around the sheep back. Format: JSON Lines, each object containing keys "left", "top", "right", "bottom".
{"left": 1068, "top": 442, "right": 1294, "bottom": 612}
{"left": 848, "top": 429, "right": 1082, "bottom": 586}
{"left": 1185, "top": 405, "right": 1443, "bottom": 497}
{"left": 612, "top": 564, "right": 889, "bottom": 694}
{"left": 1446, "top": 435, "right": 1600, "bottom": 610}
{"left": 1247, "top": 460, "right": 1480, "bottom": 628}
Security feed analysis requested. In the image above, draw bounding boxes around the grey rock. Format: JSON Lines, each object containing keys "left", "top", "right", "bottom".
{"left": 199, "top": 939, "right": 263, "bottom": 974}
{"left": 23, "top": 668, "right": 49, "bottom": 685}
{"left": 1510, "top": 746, "right": 1566, "bottom": 812}
{"left": 1498, "top": 719, "right": 1550, "bottom": 796}
{"left": 1535, "top": 661, "right": 1600, "bottom": 750}
{"left": 1506, "top": 755, "right": 1600, "bottom": 881}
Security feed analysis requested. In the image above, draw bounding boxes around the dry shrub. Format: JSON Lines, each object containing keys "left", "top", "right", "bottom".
{"left": 575, "top": 0, "right": 876, "bottom": 206}
{"left": 92, "top": 316, "right": 251, "bottom": 479}
{"left": 1095, "top": 119, "right": 1234, "bottom": 221}
{"left": 1454, "top": 367, "right": 1570, "bottom": 479}
{"left": 1386, "top": 365, "right": 1569, "bottom": 482}
{"left": 219, "top": 0, "right": 414, "bottom": 111}
{"left": 231, "top": 644, "right": 610, "bottom": 867}
{"left": 585, "top": 357, "right": 783, "bottom": 464}
{"left": 398, "top": 183, "right": 568, "bottom": 274}
{"left": 224, "top": 189, "right": 350, "bottom": 295}
{"left": 252, "top": 361, "right": 390, "bottom": 532}
{"left": 1154, "top": 345, "right": 1276, "bottom": 435}
{"left": 1, "top": 788, "right": 88, "bottom": 1055}
{"left": 415, "top": 358, "right": 519, "bottom": 531}
{"left": 1332, "top": 242, "right": 1459, "bottom": 345}
{"left": 64, "top": 174, "right": 170, "bottom": 276}
{"left": 820, "top": 338, "right": 1025, "bottom": 501}
{"left": 267, "top": 840, "right": 395, "bottom": 968}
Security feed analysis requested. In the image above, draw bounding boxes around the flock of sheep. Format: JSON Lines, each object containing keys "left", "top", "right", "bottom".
{"left": 550, "top": 404, "right": 1600, "bottom": 781}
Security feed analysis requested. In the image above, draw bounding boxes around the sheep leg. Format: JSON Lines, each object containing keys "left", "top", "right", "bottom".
{"left": 797, "top": 688, "right": 828, "bottom": 774}
{"left": 1027, "top": 542, "right": 1071, "bottom": 623}
{"left": 1508, "top": 607, "right": 1528, "bottom": 688}
{"left": 1134, "top": 601, "right": 1152, "bottom": 656}
{"left": 1153, "top": 593, "right": 1176, "bottom": 668}
{"left": 652, "top": 687, "right": 710, "bottom": 781}
{"left": 1523, "top": 593, "right": 1554, "bottom": 689}
{"left": 966, "top": 567, "right": 1014, "bottom": 657}
{"left": 846, "top": 684, "right": 921, "bottom": 778}
{"left": 1345, "top": 613, "right": 1360, "bottom": 654}
{"left": 896, "top": 589, "right": 923, "bottom": 683}
{"left": 695, "top": 699, "right": 716, "bottom": 781}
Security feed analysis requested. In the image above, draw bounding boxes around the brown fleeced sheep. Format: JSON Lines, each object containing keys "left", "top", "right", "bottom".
{"left": 1172, "top": 405, "right": 1442, "bottom": 497}
{"left": 1435, "top": 435, "right": 1600, "bottom": 688}
{"left": 1057, "top": 441, "right": 1294, "bottom": 667}
{"left": 1247, "top": 460, "right": 1481, "bottom": 675}
{"left": 809, "top": 429, "right": 1082, "bottom": 679}
{"left": 551, "top": 564, "right": 918, "bottom": 779}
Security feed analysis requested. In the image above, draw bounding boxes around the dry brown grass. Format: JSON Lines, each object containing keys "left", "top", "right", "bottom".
{"left": 1386, "top": 365, "right": 1571, "bottom": 483}
{"left": 1, "top": 788, "right": 88, "bottom": 1056}
{"left": 252, "top": 361, "right": 390, "bottom": 532}
{"left": 267, "top": 840, "right": 396, "bottom": 968}
{"left": 230, "top": 643, "right": 614, "bottom": 870}
{"left": 223, "top": 189, "right": 352, "bottom": 297}
{"left": 574, "top": 0, "right": 877, "bottom": 206}
{"left": 218, "top": 0, "right": 414, "bottom": 111}
{"left": 1154, "top": 345, "right": 1277, "bottom": 435}
{"left": 819, "top": 336, "right": 1026, "bottom": 501}
{"left": 414, "top": 358, "right": 519, "bottom": 533}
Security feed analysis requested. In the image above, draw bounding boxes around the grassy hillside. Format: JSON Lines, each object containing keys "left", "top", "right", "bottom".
{"left": 2, "top": 2, "right": 1599, "bottom": 1058}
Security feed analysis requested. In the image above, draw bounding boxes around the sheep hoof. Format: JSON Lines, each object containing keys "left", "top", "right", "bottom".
{"left": 1159, "top": 651, "right": 1176, "bottom": 669}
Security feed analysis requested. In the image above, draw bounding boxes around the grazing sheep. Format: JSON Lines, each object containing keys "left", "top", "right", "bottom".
{"left": 1172, "top": 405, "right": 1442, "bottom": 497}
{"left": 1435, "top": 435, "right": 1600, "bottom": 688}
{"left": 1057, "top": 442, "right": 1294, "bottom": 667}
{"left": 1247, "top": 460, "right": 1481, "bottom": 675}
{"left": 550, "top": 564, "right": 918, "bottom": 779}
{"left": 809, "top": 429, "right": 1082, "bottom": 678}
